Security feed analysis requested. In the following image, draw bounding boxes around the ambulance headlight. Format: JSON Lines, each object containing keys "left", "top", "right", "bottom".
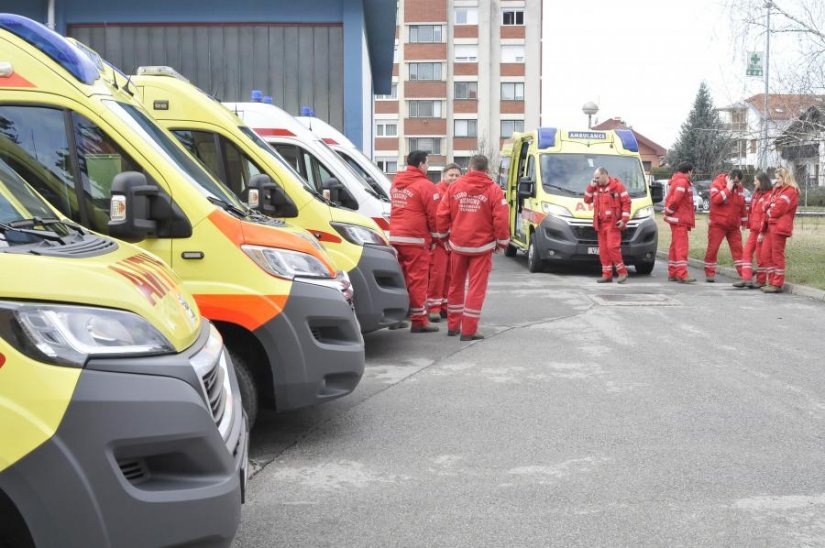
{"left": 541, "top": 203, "right": 573, "bottom": 217}
{"left": 633, "top": 206, "right": 654, "bottom": 219}
{"left": 0, "top": 302, "right": 175, "bottom": 368}
{"left": 242, "top": 245, "right": 332, "bottom": 280}
{"left": 330, "top": 222, "right": 388, "bottom": 246}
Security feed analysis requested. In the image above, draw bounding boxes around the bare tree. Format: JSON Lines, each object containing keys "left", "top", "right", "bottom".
{"left": 471, "top": 135, "right": 500, "bottom": 174}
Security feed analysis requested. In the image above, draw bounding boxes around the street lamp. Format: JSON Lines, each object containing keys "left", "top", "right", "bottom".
{"left": 582, "top": 102, "right": 599, "bottom": 129}
{"left": 762, "top": 1, "right": 772, "bottom": 169}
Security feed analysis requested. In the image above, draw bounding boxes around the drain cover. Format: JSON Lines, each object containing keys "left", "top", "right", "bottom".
{"left": 590, "top": 293, "right": 681, "bottom": 306}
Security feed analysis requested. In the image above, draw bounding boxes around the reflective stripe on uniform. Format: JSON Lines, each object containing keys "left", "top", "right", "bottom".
{"left": 390, "top": 235, "right": 426, "bottom": 245}
{"left": 781, "top": 195, "right": 792, "bottom": 204}
{"left": 448, "top": 240, "right": 496, "bottom": 253}
{"left": 675, "top": 187, "right": 686, "bottom": 193}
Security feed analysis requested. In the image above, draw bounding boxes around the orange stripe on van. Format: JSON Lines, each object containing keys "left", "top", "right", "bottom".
{"left": 195, "top": 294, "right": 286, "bottom": 331}
{"left": 0, "top": 73, "right": 35, "bottom": 88}
{"left": 254, "top": 128, "right": 295, "bottom": 137}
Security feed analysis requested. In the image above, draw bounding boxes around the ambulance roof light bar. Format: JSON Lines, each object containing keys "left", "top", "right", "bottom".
{"left": 0, "top": 14, "right": 99, "bottom": 85}
{"left": 537, "top": 127, "right": 558, "bottom": 149}
{"left": 263, "top": 96, "right": 273, "bottom": 104}
{"left": 136, "top": 65, "right": 190, "bottom": 83}
{"left": 614, "top": 129, "right": 640, "bottom": 152}
{"left": 251, "top": 90, "right": 263, "bottom": 102}
{"left": 300, "top": 106, "right": 315, "bottom": 117}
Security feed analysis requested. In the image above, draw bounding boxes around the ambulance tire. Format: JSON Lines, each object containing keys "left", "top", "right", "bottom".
{"left": 527, "top": 238, "right": 543, "bottom": 273}
{"left": 504, "top": 243, "right": 517, "bottom": 257}
{"left": 635, "top": 260, "right": 655, "bottom": 275}
{"left": 231, "top": 352, "right": 259, "bottom": 430}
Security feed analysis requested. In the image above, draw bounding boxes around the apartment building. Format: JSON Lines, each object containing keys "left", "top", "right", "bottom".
{"left": 374, "top": 0, "right": 541, "bottom": 180}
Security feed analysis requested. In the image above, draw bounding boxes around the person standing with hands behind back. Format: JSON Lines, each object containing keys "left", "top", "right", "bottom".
{"left": 583, "top": 167, "right": 631, "bottom": 283}
{"left": 437, "top": 155, "right": 509, "bottom": 341}
{"left": 760, "top": 167, "right": 799, "bottom": 293}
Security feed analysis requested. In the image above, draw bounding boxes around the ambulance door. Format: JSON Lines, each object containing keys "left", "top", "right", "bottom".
{"left": 511, "top": 140, "right": 531, "bottom": 245}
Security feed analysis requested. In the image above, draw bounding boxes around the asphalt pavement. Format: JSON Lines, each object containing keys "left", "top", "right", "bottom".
{"left": 236, "top": 254, "right": 825, "bottom": 547}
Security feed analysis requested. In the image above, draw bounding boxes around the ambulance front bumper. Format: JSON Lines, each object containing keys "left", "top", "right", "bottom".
{"left": 0, "top": 321, "right": 246, "bottom": 548}
{"left": 348, "top": 244, "right": 409, "bottom": 333}
{"left": 534, "top": 215, "right": 658, "bottom": 264}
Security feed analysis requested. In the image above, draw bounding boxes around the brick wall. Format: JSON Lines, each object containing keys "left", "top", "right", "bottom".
{"left": 406, "top": 118, "right": 448, "bottom": 135}
{"left": 405, "top": 0, "right": 446, "bottom": 22}
{"left": 405, "top": 43, "right": 447, "bottom": 60}
{"left": 405, "top": 81, "right": 448, "bottom": 98}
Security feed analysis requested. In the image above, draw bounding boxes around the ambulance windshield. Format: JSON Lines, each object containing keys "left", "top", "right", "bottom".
{"left": 540, "top": 154, "right": 647, "bottom": 198}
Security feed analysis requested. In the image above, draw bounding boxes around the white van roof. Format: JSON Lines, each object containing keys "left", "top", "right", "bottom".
{"left": 296, "top": 116, "right": 357, "bottom": 150}
{"left": 223, "top": 102, "right": 319, "bottom": 143}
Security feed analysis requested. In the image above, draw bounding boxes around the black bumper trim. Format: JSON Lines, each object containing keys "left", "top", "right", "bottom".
{"left": 348, "top": 244, "right": 409, "bottom": 332}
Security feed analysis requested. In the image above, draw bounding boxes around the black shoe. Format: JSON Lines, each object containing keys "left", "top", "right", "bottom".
{"left": 447, "top": 330, "right": 460, "bottom": 337}
{"left": 411, "top": 324, "right": 439, "bottom": 333}
{"left": 428, "top": 313, "right": 441, "bottom": 323}
{"left": 706, "top": 277, "right": 716, "bottom": 283}
{"left": 460, "top": 333, "right": 485, "bottom": 341}
{"left": 596, "top": 277, "right": 612, "bottom": 283}
{"left": 439, "top": 309, "right": 448, "bottom": 319}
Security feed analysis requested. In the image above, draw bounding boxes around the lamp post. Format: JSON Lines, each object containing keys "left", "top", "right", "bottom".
{"left": 762, "top": 1, "right": 772, "bottom": 169}
{"left": 582, "top": 102, "right": 599, "bottom": 129}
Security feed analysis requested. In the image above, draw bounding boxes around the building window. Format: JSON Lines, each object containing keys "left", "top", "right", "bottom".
{"left": 501, "top": 44, "right": 525, "bottom": 63}
{"left": 501, "top": 120, "right": 524, "bottom": 138}
{"left": 409, "top": 62, "right": 442, "bottom": 81}
{"left": 454, "top": 82, "right": 478, "bottom": 100}
{"left": 393, "top": 43, "right": 399, "bottom": 63}
{"left": 750, "top": 139, "right": 757, "bottom": 153}
{"left": 377, "top": 159, "right": 398, "bottom": 174}
{"left": 454, "top": 8, "right": 478, "bottom": 25}
{"left": 454, "top": 119, "right": 477, "bottom": 137}
{"left": 408, "top": 138, "right": 442, "bottom": 155}
{"left": 454, "top": 45, "right": 478, "bottom": 62}
{"left": 409, "top": 25, "right": 443, "bottom": 43}
{"left": 643, "top": 161, "right": 652, "bottom": 172}
{"left": 502, "top": 10, "right": 525, "bottom": 25}
{"left": 376, "top": 83, "right": 398, "bottom": 100}
{"left": 454, "top": 156, "right": 470, "bottom": 169}
{"left": 408, "top": 100, "right": 443, "bottom": 118}
{"left": 376, "top": 121, "right": 398, "bottom": 137}
{"left": 501, "top": 82, "right": 525, "bottom": 101}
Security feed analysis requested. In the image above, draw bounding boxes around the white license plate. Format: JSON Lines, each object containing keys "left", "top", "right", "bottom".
{"left": 587, "top": 247, "right": 599, "bottom": 255}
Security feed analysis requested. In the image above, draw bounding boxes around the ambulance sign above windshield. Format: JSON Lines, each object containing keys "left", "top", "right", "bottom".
{"left": 568, "top": 131, "right": 606, "bottom": 140}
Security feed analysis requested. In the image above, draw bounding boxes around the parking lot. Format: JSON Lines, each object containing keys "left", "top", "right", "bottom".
{"left": 237, "top": 255, "right": 825, "bottom": 546}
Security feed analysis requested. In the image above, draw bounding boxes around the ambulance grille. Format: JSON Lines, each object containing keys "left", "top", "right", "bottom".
{"left": 201, "top": 360, "right": 227, "bottom": 426}
{"left": 118, "top": 459, "right": 148, "bottom": 483}
{"left": 571, "top": 225, "right": 637, "bottom": 243}
{"left": 29, "top": 234, "right": 119, "bottom": 258}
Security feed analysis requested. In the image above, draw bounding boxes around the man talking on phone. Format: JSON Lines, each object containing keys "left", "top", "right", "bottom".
{"left": 584, "top": 167, "right": 632, "bottom": 283}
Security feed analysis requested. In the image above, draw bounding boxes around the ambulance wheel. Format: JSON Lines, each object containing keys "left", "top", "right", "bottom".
{"left": 635, "top": 260, "right": 655, "bottom": 275}
{"left": 527, "top": 238, "right": 543, "bottom": 273}
{"left": 504, "top": 243, "right": 517, "bottom": 257}
{"left": 231, "top": 352, "right": 259, "bottom": 429}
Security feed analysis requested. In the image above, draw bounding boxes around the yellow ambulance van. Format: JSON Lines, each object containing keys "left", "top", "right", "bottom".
{"left": 0, "top": 157, "right": 246, "bottom": 547}
{"left": 0, "top": 15, "right": 364, "bottom": 427}
{"left": 128, "top": 67, "right": 409, "bottom": 333}
{"left": 499, "top": 128, "right": 659, "bottom": 273}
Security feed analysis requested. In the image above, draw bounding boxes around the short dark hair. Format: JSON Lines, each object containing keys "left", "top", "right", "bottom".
{"left": 677, "top": 162, "right": 694, "bottom": 174}
{"left": 443, "top": 163, "right": 462, "bottom": 174}
{"left": 469, "top": 154, "right": 488, "bottom": 172}
{"left": 595, "top": 167, "right": 609, "bottom": 176}
{"left": 755, "top": 172, "right": 771, "bottom": 191}
{"left": 730, "top": 168, "right": 744, "bottom": 181}
{"left": 407, "top": 150, "right": 429, "bottom": 168}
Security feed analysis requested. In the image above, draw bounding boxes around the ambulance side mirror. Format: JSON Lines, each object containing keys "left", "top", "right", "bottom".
{"left": 321, "top": 177, "right": 344, "bottom": 203}
{"left": 108, "top": 172, "right": 159, "bottom": 242}
{"left": 650, "top": 181, "right": 664, "bottom": 203}
{"left": 243, "top": 174, "right": 298, "bottom": 218}
{"left": 517, "top": 177, "right": 535, "bottom": 199}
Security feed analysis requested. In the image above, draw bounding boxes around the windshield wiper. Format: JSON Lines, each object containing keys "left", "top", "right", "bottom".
{"left": 543, "top": 183, "right": 579, "bottom": 195}
{"left": 9, "top": 216, "right": 85, "bottom": 236}
{"left": 0, "top": 222, "right": 67, "bottom": 242}
{"left": 207, "top": 195, "right": 251, "bottom": 218}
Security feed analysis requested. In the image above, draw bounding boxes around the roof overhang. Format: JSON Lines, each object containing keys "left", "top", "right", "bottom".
{"left": 363, "top": 0, "right": 397, "bottom": 94}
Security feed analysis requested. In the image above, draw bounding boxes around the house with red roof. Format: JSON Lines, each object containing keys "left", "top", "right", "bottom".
{"left": 591, "top": 117, "right": 667, "bottom": 175}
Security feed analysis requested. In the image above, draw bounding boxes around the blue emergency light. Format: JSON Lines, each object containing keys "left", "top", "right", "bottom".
{"left": 300, "top": 106, "right": 315, "bottom": 117}
{"left": 263, "top": 95, "right": 273, "bottom": 104}
{"left": 537, "top": 127, "right": 558, "bottom": 149}
{"left": 0, "top": 14, "right": 99, "bottom": 85}
{"left": 614, "top": 129, "right": 639, "bottom": 152}
{"left": 250, "top": 90, "right": 263, "bottom": 102}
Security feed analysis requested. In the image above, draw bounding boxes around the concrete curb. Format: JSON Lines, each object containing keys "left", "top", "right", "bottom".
{"left": 655, "top": 250, "right": 825, "bottom": 302}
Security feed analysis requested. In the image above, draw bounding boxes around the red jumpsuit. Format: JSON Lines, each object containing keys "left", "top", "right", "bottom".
{"left": 583, "top": 177, "right": 631, "bottom": 279}
{"left": 739, "top": 190, "right": 771, "bottom": 284}
{"left": 436, "top": 170, "right": 509, "bottom": 336}
{"left": 389, "top": 167, "right": 439, "bottom": 327}
{"left": 427, "top": 180, "right": 451, "bottom": 316}
{"left": 663, "top": 172, "right": 696, "bottom": 280}
{"left": 704, "top": 173, "right": 747, "bottom": 278}
{"left": 761, "top": 185, "right": 799, "bottom": 288}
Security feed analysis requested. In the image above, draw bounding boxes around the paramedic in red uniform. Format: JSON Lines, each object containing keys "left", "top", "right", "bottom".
{"left": 427, "top": 163, "right": 462, "bottom": 322}
{"left": 389, "top": 150, "right": 440, "bottom": 333}
{"left": 663, "top": 162, "right": 697, "bottom": 283}
{"left": 436, "top": 155, "right": 509, "bottom": 341}
{"left": 583, "top": 167, "right": 631, "bottom": 283}
{"left": 733, "top": 172, "right": 772, "bottom": 289}
{"left": 760, "top": 167, "right": 799, "bottom": 293}
{"left": 704, "top": 169, "right": 748, "bottom": 282}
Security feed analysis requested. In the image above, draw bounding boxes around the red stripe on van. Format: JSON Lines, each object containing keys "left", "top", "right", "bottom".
{"left": 322, "top": 138, "right": 339, "bottom": 145}
{"left": 254, "top": 128, "right": 295, "bottom": 137}
{"left": 372, "top": 217, "right": 390, "bottom": 230}
{"left": 0, "top": 72, "right": 35, "bottom": 88}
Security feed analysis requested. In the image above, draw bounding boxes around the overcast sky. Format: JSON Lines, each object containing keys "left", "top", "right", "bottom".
{"left": 540, "top": 0, "right": 789, "bottom": 149}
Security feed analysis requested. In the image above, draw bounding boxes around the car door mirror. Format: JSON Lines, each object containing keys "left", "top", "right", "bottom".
{"left": 649, "top": 181, "right": 664, "bottom": 203}
{"left": 243, "top": 173, "right": 298, "bottom": 218}
{"left": 517, "top": 177, "right": 535, "bottom": 199}
{"left": 108, "top": 171, "right": 159, "bottom": 242}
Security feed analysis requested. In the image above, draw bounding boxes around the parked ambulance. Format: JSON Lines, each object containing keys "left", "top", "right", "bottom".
{"left": 225, "top": 99, "right": 392, "bottom": 230}
{"left": 297, "top": 114, "right": 391, "bottom": 197}
{"left": 0, "top": 15, "right": 364, "bottom": 427}
{"left": 0, "top": 157, "right": 246, "bottom": 547}
{"left": 128, "top": 66, "right": 408, "bottom": 332}
{"left": 499, "top": 128, "right": 659, "bottom": 273}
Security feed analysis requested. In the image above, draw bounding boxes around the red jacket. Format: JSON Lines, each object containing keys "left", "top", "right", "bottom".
{"left": 663, "top": 172, "right": 695, "bottom": 228}
{"left": 764, "top": 184, "right": 799, "bottom": 237}
{"left": 746, "top": 190, "right": 770, "bottom": 232}
{"left": 436, "top": 170, "right": 509, "bottom": 256}
{"left": 428, "top": 180, "right": 450, "bottom": 248}
{"left": 583, "top": 177, "right": 631, "bottom": 231}
{"left": 708, "top": 173, "right": 747, "bottom": 230}
{"left": 389, "top": 167, "right": 439, "bottom": 247}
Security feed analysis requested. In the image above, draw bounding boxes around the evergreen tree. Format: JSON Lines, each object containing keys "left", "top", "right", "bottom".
{"left": 667, "top": 82, "right": 732, "bottom": 178}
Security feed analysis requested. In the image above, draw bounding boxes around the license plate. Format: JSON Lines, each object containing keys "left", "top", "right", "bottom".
{"left": 587, "top": 247, "right": 599, "bottom": 255}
